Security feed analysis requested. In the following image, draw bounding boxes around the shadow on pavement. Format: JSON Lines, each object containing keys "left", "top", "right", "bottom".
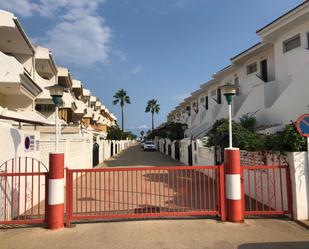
{"left": 238, "top": 241, "right": 309, "bottom": 249}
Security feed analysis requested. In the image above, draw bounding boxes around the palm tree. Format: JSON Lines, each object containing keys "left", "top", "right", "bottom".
{"left": 145, "top": 99, "right": 160, "bottom": 131}
{"left": 113, "top": 89, "right": 131, "bottom": 131}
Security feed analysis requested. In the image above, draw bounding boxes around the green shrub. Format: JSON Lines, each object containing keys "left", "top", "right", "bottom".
{"left": 147, "top": 122, "right": 187, "bottom": 141}
{"left": 107, "top": 126, "right": 136, "bottom": 140}
{"left": 205, "top": 118, "right": 306, "bottom": 152}
{"left": 239, "top": 114, "right": 257, "bottom": 132}
{"left": 205, "top": 118, "right": 264, "bottom": 151}
{"left": 265, "top": 122, "right": 307, "bottom": 152}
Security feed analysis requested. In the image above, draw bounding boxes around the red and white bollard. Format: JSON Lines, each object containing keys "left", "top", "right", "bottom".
{"left": 47, "top": 153, "right": 64, "bottom": 229}
{"left": 224, "top": 148, "right": 244, "bottom": 222}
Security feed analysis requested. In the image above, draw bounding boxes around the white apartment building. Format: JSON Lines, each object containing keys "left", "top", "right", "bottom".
{"left": 0, "top": 9, "right": 118, "bottom": 166}
{"left": 168, "top": 1, "right": 309, "bottom": 139}
{"left": 0, "top": 11, "right": 42, "bottom": 121}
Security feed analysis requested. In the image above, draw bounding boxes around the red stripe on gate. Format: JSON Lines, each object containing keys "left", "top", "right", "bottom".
{"left": 224, "top": 148, "right": 244, "bottom": 223}
{"left": 47, "top": 153, "right": 64, "bottom": 229}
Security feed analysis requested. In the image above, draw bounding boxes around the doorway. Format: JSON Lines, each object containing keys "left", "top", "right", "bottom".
{"left": 260, "top": 59, "right": 268, "bottom": 82}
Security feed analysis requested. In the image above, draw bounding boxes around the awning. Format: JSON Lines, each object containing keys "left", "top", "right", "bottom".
{"left": 90, "top": 96, "right": 96, "bottom": 102}
{"left": 62, "top": 92, "right": 75, "bottom": 109}
{"left": 74, "top": 100, "right": 86, "bottom": 115}
{"left": 36, "top": 89, "right": 53, "bottom": 104}
{"left": 57, "top": 67, "right": 73, "bottom": 88}
{"left": 93, "top": 111, "right": 100, "bottom": 121}
{"left": 83, "top": 89, "right": 90, "bottom": 97}
{"left": 72, "top": 79, "right": 82, "bottom": 89}
{"left": 83, "top": 107, "right": 94, "bottom": 118}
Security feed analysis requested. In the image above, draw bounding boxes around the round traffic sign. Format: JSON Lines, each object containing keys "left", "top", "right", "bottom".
{"left": 296, "top": 114, "right": 309, "bottom": 137}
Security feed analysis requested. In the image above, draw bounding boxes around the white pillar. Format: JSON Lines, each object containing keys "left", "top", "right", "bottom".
{"left": 228, "top": 104, "right": 232, "bottom": 149}
{"left": 55, "top": 106, "right": 59, "bottom": 152}
{"left": 289, "top": 151, "right": 309, "bottom": 220}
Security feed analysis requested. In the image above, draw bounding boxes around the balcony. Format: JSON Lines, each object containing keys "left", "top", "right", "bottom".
{"left": 0, "top": 52, "right": 42, "bottom": 100}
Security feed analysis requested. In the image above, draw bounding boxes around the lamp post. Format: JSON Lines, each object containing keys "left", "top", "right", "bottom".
{"left": 45, "top": 84, "right": 65, "bottom": 229}
{"left": 220, "top": 84, "right": 238, "bottom": 148}
{"left": 220, "top": 83, "right": 243, "bottom": 223}
{"left": 46, "top": 85, "right": 64, "bottom": 152}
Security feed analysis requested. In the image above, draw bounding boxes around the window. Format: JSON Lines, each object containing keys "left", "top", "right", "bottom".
{"left": 35, "top": 104, "right": 54, "bottom": 112}
{"left": 205, "top": 96, "right": 208, "bottom": 110}
{"left": 283, "top": 34, "right": 301, "bottom": 53}
{"left": 200, "top": 97, "right": 205, "bottom": 103}
{"left": 247, "top": 62, "right": 257, "bottom": 75}
{"left": 210, "top": 89, "right": 216, "bottom": 96}
{"left": 234, "top": 77, "right": 240, "bottom": 96}
{"left": 217, "top": 88, "right": 222, "bottom": 104}
{"left": 192, "top": 102, "right": 196, "bottom": 107}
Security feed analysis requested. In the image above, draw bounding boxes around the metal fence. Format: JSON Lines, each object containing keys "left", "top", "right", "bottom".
{"left": 66, "top": 165, "right": 226, "bottom": 225}
{"left": 0, "top": 157, "right": 48, "bottom": 225}
{"left": 241, "top": 151, "right": 292, "bottom": 216}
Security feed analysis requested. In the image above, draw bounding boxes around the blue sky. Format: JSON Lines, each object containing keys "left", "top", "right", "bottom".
{"left": 0, "top": 0, "right": 303, "bottom": 134}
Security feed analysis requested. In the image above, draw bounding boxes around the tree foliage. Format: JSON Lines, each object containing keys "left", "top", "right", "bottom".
{"left": 205, "top": 117, "right": 306, "bottom": 152}
{"left": 239, "top": 114, "right": 257, "bottom": 132}
{"left": 147, "top": 122, "right": 187, "bottom": 141}
{"left": 113, "top": 89, "right": 131, "bottom": 106}
{"left": 145, "top": 99, "right": 160, "bottom": 131}
{"left": 107, "top": 126, "right": 136, "bottom": 140}
{"left": 265, "top": 122, "right": 307, "bottom": 152}
{"left": 113, "top": 89, "right": 131, "bottom": 131}
{"left": 205, "top": 119, "right": 264, "bottom": 151}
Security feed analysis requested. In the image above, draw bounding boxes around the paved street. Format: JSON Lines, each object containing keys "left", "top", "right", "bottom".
{"left": 100, "top": 143, "right": 184, "bottom": 167}
{"left": 0, "top": 218, "right": 308, "bottom": 249}
{"left": 1, "top": 144, "right": 309, "bottom": 249}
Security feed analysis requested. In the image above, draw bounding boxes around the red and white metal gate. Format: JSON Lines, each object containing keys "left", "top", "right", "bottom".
{"left": 0, "top": 157, "right": 48, "bottom": 225}
{"left": 241, "top": 152, "right": 293, "bottom": 216}
{"left": 0, "top": 152, "right": 293, "bottom": 227}
{"left": 65, "top": 165, "right": 226, "bottom": 225}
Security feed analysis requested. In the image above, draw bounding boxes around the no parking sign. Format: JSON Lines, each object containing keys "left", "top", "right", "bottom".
{"left": 296, "top": 114, "right": 309, "bottom": 137}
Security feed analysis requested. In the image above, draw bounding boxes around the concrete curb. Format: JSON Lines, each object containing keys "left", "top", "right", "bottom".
{"left": 295, "top": 220, "right": 309, "bottom": 230}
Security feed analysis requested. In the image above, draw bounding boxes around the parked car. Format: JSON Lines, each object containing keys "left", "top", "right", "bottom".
{"left": 140, "top": 140, "right": 145, "bottom": 149}
{"left": 143, "top": 141, "right": 156, "bottom": 151}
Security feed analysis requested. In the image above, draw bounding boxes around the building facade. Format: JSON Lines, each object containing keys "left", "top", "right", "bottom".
{"left": 168, "top": 1, "right": 309, "bottom": 140}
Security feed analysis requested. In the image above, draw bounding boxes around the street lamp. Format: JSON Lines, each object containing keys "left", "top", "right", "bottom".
{"left": 220, "top": 83, "right": 244, "bottom": 223}
{"left": 45, "top": 84, "right": 65, "bottom": 152}
{"left": 220, "top": 84, "right": 238, "bottom": 149}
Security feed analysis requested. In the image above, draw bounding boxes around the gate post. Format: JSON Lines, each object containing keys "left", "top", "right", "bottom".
{"left": 47, "top": 153, "right": 64, "bottom": 229}
{"left": 224, "top": 148, "right": 244, "bottom": 222}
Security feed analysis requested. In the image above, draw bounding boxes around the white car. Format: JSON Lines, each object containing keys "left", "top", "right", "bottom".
{"left": 140, "top": 141, "right": 145, "bottom": 149}
{"left": 143, "top": 141, "right": 156, "bottom": 151}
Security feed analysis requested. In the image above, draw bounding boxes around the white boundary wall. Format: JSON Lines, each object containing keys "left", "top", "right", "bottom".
{"left": 288, "top": 152, "right": 309, "bottom": 220}
{"left": 40, "top": 133, "right": 93, "bottom": 170}
{"left": 0, "top": 123, "right": 41, "bottom": 164}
